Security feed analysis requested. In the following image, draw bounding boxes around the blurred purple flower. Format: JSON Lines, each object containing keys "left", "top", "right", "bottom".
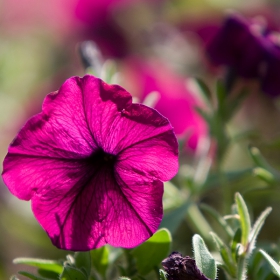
{"left": 74, "top": 0, "right": 129, "bottom": 57}
{"left": 122, "top": 58, "right": 208, "bottom": 151}
{"left": 162, "top": 252, "right": 210, "bottom": 280}
{"left": 207, "top": 12, "right": 280, "bottom": 97}
{"left": 74, "top": 0, "right": 158, "bottom": 58}
{"left": 2, "top": 75, "right": 178, "bottom": 251}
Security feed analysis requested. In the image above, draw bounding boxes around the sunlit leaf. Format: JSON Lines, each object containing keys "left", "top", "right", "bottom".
{"left": 14, "top": 258, "right": 63, "bottom": 274}
{"left": 248, "top": 207, "right": 272, "bottom": 254}
{"left": 260, "top": 250, "right": 280, "bottom": 277}
{"left": 131, "top": 228, "right": 171, "bottom": 275}
{"left": 235, "top": 193, "right": 251, "bottom": 247}
{"left": 91, "top": 246, "right": 109, "bottom": 278}
{"left": 192, "top": 234, "right": 217, "bottom": 280}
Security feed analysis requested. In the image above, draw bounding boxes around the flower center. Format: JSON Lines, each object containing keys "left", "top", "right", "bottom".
{"left": 87, "top": 149, "right": 117, "bottom": 168}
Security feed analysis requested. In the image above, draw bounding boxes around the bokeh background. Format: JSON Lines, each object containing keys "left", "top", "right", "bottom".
{"left": 1, "top": 0, "right": 280, "bottom": 278}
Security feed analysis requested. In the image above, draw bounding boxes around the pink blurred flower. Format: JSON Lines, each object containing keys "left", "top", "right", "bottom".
{"left": 2, "top": 75, "right": 178, "bottom": 250}
{"left": 121, "top": 58, "right": 208, "bottom": 151}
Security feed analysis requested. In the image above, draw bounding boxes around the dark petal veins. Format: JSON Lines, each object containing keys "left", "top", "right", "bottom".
{"left": 32, "top": 160, "right": 163, "bottom": 250}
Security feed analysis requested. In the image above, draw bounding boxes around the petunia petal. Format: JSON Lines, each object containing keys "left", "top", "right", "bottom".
{"left": 6, "top": 77, "right": 98, "bottom": 160}
{"left": 31, "top": 165, "right": 163, "bottom": 250}
{"left": 116, "top": 129, "right": 178, "bottom": 182}
{"left": 3, "top": 155, "right": 90, "bottom": 200}
{"left": 80, "top": 76, "right": 177, "bottom": 155}
{"left": 106, "top": 171, "right": 163, "bottom": 248}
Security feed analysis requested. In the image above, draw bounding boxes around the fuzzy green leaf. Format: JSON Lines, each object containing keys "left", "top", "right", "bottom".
{"left": 192, "top": 234, "right": 217, "bottom": 280}
{"left": 59, "top": 265, "right": 88, "bottom": 280}
{"left": 235, "top": 193, "right": 251, "bottom": 247}
{"left": 14, "top": 258, "right": 63, "bottom": 274}
{"left": 231, "top": 228, "right": 242, "bottom": 262}
{"left": 210, "top": 232, "right": 236, "bottom": 277}
{"left": 248, "top": 207, "right": 272, "bottom": 254}
{"left": 260, "top": 250, "right": 280, "bottom": 277}
{"left": 236, "top": 256, "right": 247, "bottom": 280}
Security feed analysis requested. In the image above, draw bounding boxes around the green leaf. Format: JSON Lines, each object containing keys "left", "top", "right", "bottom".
{"left": 248, "top": 207, "right": 272, "bottom": 254}
{"left": 159, "top": 269, "right": 168, "bottom": 280}
{"left": 260, "top": 250, "right": 280, "bottom": 277}
{"left": 13, "top": 258, "right": 63, "bottom": 274}
{"left": 235, "top": 193, "right": 251, "bottom": 247}
{"left": 253, "top": 168, "right": 277, "bottom": 185}
{"left": 91, "top": 245, "right": 109, "bottom": 278}
{"left": 18, "top": 271, "right": 52, "bottom": 280}
{"left": 131, "top": 228, "right": 172, "bottom": 275}
{"left": 37, "top": 269, "right": 60, "bottom": 279}
{"left": 74, "top": 252, "right": 91, "bottom": 277}
{"left": 59, "top": 265, "right": 88, "bottom": 280}
{"left": 231, "top": 228, "right": 242, "bottom": 262}
{"left": 236, "top": 256, "right": 247, "bottom": 280}
{"left": 192, "top": 234, "right": 217, "bottom": 280}
{"left": 248, "top": 147, "right": 271, "bottom": 169}
{"left": 210, "top": 232, "right": 236, "bottom": 277}
{"left": 195, "top": 78, "right": 212, "bottom": 103}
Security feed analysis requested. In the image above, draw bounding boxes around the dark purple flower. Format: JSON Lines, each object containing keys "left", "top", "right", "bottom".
{"left": 207, "top": 12, "right": 280, "bottom": 97}
{"left": 2, "top": 75, "right": 178, "bottom": 251}
{"left": 162, "top": 252, "right": 210, "bottom": 280}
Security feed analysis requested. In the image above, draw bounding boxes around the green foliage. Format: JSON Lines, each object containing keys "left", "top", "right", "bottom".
{"left": 59, "top": 265, "right": 88, "bottom": 280}
{"left": 260, "top": 250, "right": 280, "bottom": 278}
{"left": 90, "top": 246, "right": 109, "bottom": 278}
{"left": 74, "top": 252, "right": 91, "bottom": 277}
{"left": 131, "top": 228, "right": 172, "bottom": 275}
{"left": 13, "top": 258, "right": 63, "bottom": 274}
{"left": 235, "top": 193, "right": 251, "bottom": 247}
{"left": 192, "top": 234, "right": 217, "bottom": 280}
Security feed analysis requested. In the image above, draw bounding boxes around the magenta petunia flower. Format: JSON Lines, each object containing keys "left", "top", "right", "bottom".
{"left": 2, "top": 75, "right": 178, "bottom": 251}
